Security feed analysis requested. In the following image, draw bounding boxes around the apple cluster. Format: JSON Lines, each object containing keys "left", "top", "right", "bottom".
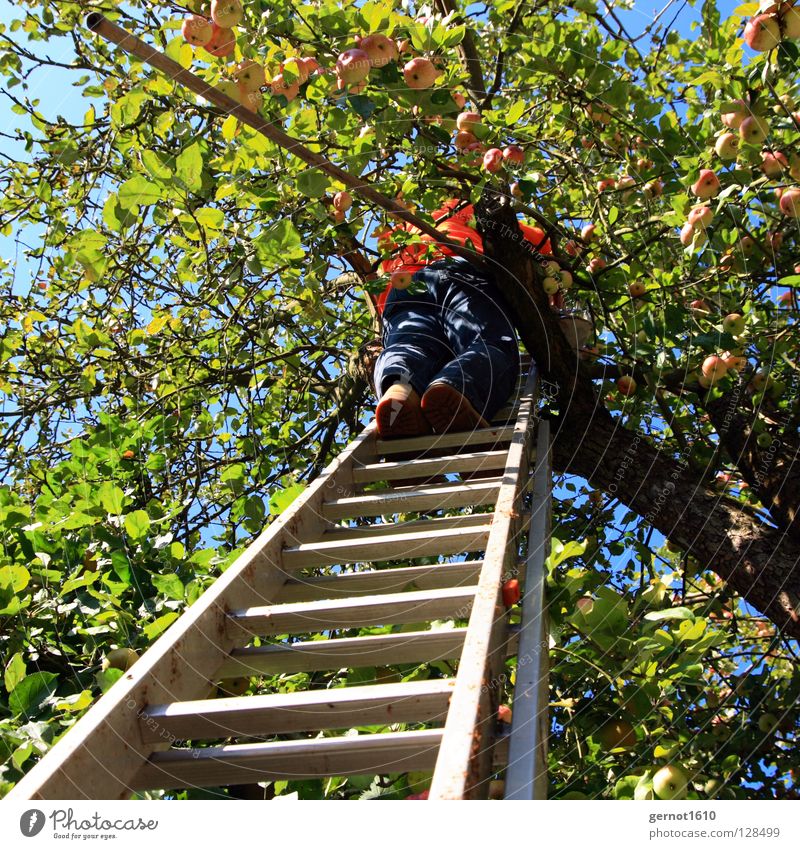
{"left": 742, "top": 3, "right": 800, "bottom": 52}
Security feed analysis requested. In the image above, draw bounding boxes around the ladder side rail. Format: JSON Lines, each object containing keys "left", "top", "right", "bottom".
{"left": 504, "top": 418, "right": 553, "bottom": 800}
{"left": 5, "top": 425, "right": 378, "bottom": 800}
{"left": 428, "top": 365, "right": 539, "bottom": 800}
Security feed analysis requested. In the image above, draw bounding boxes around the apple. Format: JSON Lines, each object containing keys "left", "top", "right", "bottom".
{"left": 757, "top": 712, "right": 779, "bottom": 733}
{"left": 702, "top": 355, "right": 729, "bottom": 384}
{"left": 337, "top": 48, "right": 371, "bottom": 84}
{"left": 121, "top": 449, "right": 136, "bottom": 460}
{"left": 715, "top": 132, "right": 740, "bottom": 159}
{"left": 617, "top": 375, "right": 637, "bottom": 396}
{"left": 454, "top": 130, "right": 478, "bottom": 150}
{"left": 722, "top": 350, "right": 747, "bottom": 371}
{"left": 587, "top": 257, "right": 606, "bottom": 274}
{"left": 691, "top": 169, "right": 720, "bottom": 199}
{"left": 503, "top": 144, "right": 525, "bottom": 165}
{"left": 688, "top": 205, "right": 713, "bottom": 228}
{"left": 542, "top": 276, "right": 560, "bottom": 295}
{"left": 357, "top": 33, "right": 398, "bottom": 67}
{"left": 722, "top": 99, "right": 749, "bottom": 128}
{"left": 331, "top": 209, "right": 345, "bottom": 224}
{"left": 217, "top": 677, "right": 250, "bottom": 697}
{"left": 543, "top": 260, "right": 561, "bottom": 276}
{"left": 739, "top": 235, "right": 757, "bottom": 255}
{"left": 782, "top": 2, "right": 800, "bottom": 37}
{"left": 749, "top": 369, "right": 770, "bottom": 391}
{"left": 636, "top": 156, "right": 653, "bottom": 172}
{"left": 233, "top": 60, "right": 266, "bottom": 92}
{"left": 596, "top": 719, "right": 636, "bottom": 749}
{"left": 739, "top": 115, "right": 770, "bottom": 144}
{"left": 281, "top": 57, "right": 310, "bottom": 85}
{"left": 629, "top": 281, "right": 647, "bottom": 297}
{"left": 768, "top": 230, "right": 783, "bottom": 251}
{"left": 743, "top": 13, "right": 781, "bottom": 51}
{"left": 483, "top": 148, "right": 504, "bottom": 172}
{"left": 575, "top": 596, "right": 594, "bottom": 615}
{"left": 299, "top": 56, "right": 321, "bottom": 77}
{"left": 456, "top": 111, "right": 482, "bottom": 132}
{"left": 564, "top": 239, "right": 581, "bottom": 256}
{"left": 451, "top": 90, "right": 467, "bottom": 108}
{"left": 778, "top": 289, "right": 797, "bottom": 307}
{"left": 403, "top": 57, "right": 438, "bottom": 89}
{"left": 332, "top": 190, "right": 352, "bottom": 212}
{"left": 581, "top": 223, "right": 596, "bottom": 243}
{"left": 643, "top": 179, "right": 663, "bottom": 199}
{"left": 406, "top": 789, "right": 430, "bottom": 800}
{"left": 761, "top": 150, "right": 788, "bottom": 178}
{"left": 722, "top": 313, "right": 746, "bottom": 335}
{"left": 270, "top": 74, "right": 300, "bottom": 101}
{"left": 704, "top": 778, "right": 723, "bottom": 797}
{"left": 779, "top": 187, "right": 800, "bottom": 215}
{"left": 391, "top": 270, "right": 413, "bottom": 289}
{"left": 697, "top": 372, "right": 713, "bottom": 389}
{"left": 680, "top": 222, "right": 696, "bottom": 247}
{"left": 497, "top": 704, "right": 513, "bottom": 724}
{"left": 597, "top": 177, "right": 616, "bottom": 192}
{"left": 559, "top": 269, "right": 574, "bottom": 289}
{"left": 182, "top": 15, "right": 213, "bottom": 47}
{"left": 102, "top": 647, "right": 139, "bottom": 672}
{"left": 652, "top": 764, "right": 689, "bottom": 800}
{"left": 509, "top": 181, "right": 523, "bottom": 198}
{"left": 205, "top": 24, "right": 235, "bottom": 57}
{"left": 211, "top": 0, "right": 243, "bottom": 29}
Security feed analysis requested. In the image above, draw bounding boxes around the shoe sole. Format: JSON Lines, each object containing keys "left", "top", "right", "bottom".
{"left": 375, "top": 386, "right": 432, "bottom": 439}
{"left": 421, "top": 382, "right": 491, "bottom": 434}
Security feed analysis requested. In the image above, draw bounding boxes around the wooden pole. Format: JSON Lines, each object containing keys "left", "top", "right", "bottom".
{"left": 84, "top": 14, "right": 480, "bottom": 265}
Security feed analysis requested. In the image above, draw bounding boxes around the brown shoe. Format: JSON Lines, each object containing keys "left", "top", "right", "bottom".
{"left": 375, "top": 382, "right": 432, "bottom": 439}
{"left": 421, "top": 381, "right": 491, "bottom": 434}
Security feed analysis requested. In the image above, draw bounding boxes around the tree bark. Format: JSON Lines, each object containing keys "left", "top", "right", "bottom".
{"left": 474, "top": 187, "right": 800, "bottom": 639}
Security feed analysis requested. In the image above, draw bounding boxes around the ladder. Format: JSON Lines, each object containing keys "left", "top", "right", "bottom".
{"left": 6, "top": 360, "right": 552, "bottom": 801}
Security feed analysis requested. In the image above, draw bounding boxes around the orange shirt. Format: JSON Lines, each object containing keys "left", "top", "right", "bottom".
{"left": 374, "top": 200, "right": 552, "bottom": 313}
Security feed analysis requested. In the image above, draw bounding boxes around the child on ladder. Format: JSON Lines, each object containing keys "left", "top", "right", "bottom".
{"left": 371, "top": 198, "right": 552, "bottom": 438}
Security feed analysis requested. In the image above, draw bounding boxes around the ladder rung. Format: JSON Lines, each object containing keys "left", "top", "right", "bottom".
{"left": 227, "top": 585, "right": 477, "bottom": 638}
{"left": 281, "top": 523, "right": 492, "bottom": 568}
{"left": 352, "top": 449, "right": 508, "bottom": 483}
{"left": 278, "top": 560, "right": 485, "bottom": 603}
{"left": 132, "top": 729, "right": 445, "bottom": 791}
{"left": 375, "top": 425, "right": 516, "bottom": 457}
{"left": 139, "top": 679, "right": 456, "bottom": 744}
{"left": 322, "top": 478, "right": 501, "bottom": 520}
{"left": 321, "top": 512, "right": 490, "bottom": 541}
{"left": 217, "top": 626, "right": 521, "bottom": 677}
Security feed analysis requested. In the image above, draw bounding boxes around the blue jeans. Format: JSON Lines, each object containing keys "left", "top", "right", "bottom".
{"left": 373, "top": 257, "right": 520, "bottom": 421}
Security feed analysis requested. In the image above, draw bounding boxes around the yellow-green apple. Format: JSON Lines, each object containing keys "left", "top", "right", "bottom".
{"left": 270, "top": 73, "right": 300, "bottom": 101}
{"left": 757, "top": 713, "right": 779, "bottom": 733}
{"left": 779, "top": 187, "right": 800, "bottom": 215}
{"left": 781, "top": 2, "right": 800, "bottom": 36}
{"left": 211, "top": 0, "right": 243, "bottom": 29}
{"left": 503, "top": 144, "right": 525, "bottom": 165}
{"left": 715, "top": 132, "right": 740, "bottom": 159}
{"left": 205, "top": 24, "right": 235, "bottom": 57}
{"left": 761, "top": 149, "right": 788, "bottom": 177}
{"left": 103, "top": 647, "right": 139, "bottom": 672}
{"left": 739, "top": 114, "right": 769, "bottom": 144}
{"left": 217, "top": 676, "right": 250, "bottom": 697}
{"left": 233, "top": 60, "right": 266, "bottom": 92}
{"left": 390, "top": 270, "right": 413, "bottom": 289}
{"left": 357, "top": 33, "right": 398, "bottom": 67}
{"left": 617, "top": 375, "right": 637, "bottom": 396}
{"left": 722, "top": 313, "right": 746, "bottom": 335}
{"left": 337, "top": 48, "right": 371, "bottom": 84}
{"left": 691, "top": 169, "right": 720, "bottom": 198}
{"left": 182, "top": 15, "right": 213, "bottom": 46}
{"left": 543, "top": 260, "right": 561, "bottom": 276}
{"left": 702, "top": 354, "right": 729, "bottom": 384}
{"left": 559, "top": 269, "right": 574, "bottom": 289}
{"left": 403, "top": 57, "right": 438, "bottom": 89}
{"left": 483, "top": 148, "right": 504, "bottom": 172}
{"left": 456, "top": 111, "right": 481, "bottom": 131}
{"left": 743, "top": 13, "right": 782, "bottom": 50}
{"left": 332, "top": 190, "right": 352, "bottom": 212}
{"left": 629, "top": 280, "right": 647, "bottom": 297}
{"left": 653, "top": 764, "right": 689, "bottom": 800}
{"left": 217, "top": 79, "right": 242, "bottom": 103}
{"left": 722, "top": 100, "right": 748, "bottom": 128}
{"left": 687, "top": 205, "right": 713, "bottom": 228}
{"left": 542, "top": 276, "right": 560, "bottom": 295}
{"left": 581, "top": 223, "right": 596, "bottom": 242}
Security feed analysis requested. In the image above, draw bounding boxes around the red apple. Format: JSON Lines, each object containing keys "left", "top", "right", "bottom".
{"left": 597, "top": 177, "right": 616, "bottom": 192}
{"left": 739, "top": 235, "right": 757, "bottom": 255}
{"left": 299, "top": 56, "right": 321, "bottom": 77}
{"left": 702, "top": 354, "right": 729, "bottom": 384}
{"left": 643, "top": 179, "right": 663, "bottom": 199}
{"left": 629, "top": 281, "right": 647, "bottom": 297}
{"left": 390, "top": 270, "right": 413, "bottom": 289}
{"left": 211, "top": 0, "right": 243, "bottom": 29}
{"left": 270, "top": 74, "right": 300, "bottom": 101}
{"left": 722, "top": 99, "right": 749, "bottom": 128}
{"left": 497, "top": 704, "right": 513, "bottom": 723}
{"left": 332, "top": 191, "right": 352, "bottom": 212}
{"left": 357, "top": 34, "right": 398, "bottom": 67}
{"left": 509, "top": 181, "right": 523, "bottom": 198}
{"left": 743, "top": 13, "right": 781, "bottom": 51}
{"left": 761, "top": 150, "right": 789, "bottom": 178}
{"left": 617, "top": 375, "right": 637, "bottom": 396}
{"left": 690, "top": 298, "right": 711, "bottom": 314}
{"left": 403, "top": 57, "right": 438, "bottom": 89}
{"left": 503, "top": 144, "right": 525, "bottom": 165}
{"left": 779, "top": 187, "right": 800, "bottom": 216}
{"left": 482, "top": 148, "right": 504, "bottom": 172}
{"left": 182, "top": 15, "right": 213, "bottom": 47}
{"left": 581, "top": 223, "right": 597, "bottom": 243}
{"left": 239, "top": 88, "right": 263, "bottom": 112}
{"left": 587, "top": 257, "right": 606, "bottom": 274}
{"left": 688, "top": 205, "right": 713, "bottom": 228}
{"left": 205, "top": 24, "right": 235, "bottom": 57}
{"left": 456, "top": 111, "right": 481, "bottom": 132}
{"left": 337, "top": 48, "right": 371, "bottom": 84}
{"left": 454, "top": 130, "right": 478, "bottom": 150}
{"left": 281, "top": 57, "right": 310, "bottom": 85}
{"left": 722, "top": 351, "right": 747, "bottom": 370}
{"left": 691, "top": 169, "right": 720, "bottom": 199}
{"left": 680, "top": 222, "right": 696, "bottom": 246}
{"left": 451, "top": 90, "right": 467, "bottom": 109}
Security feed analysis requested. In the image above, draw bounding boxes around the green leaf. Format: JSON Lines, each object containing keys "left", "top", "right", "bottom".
{"left": 644, "top": 607, "right": 695, "bottom": 622}
{"left": 143, "top": 611, "right": 179, "bottom": 640}
{"left": 195, "top": 207, "right": 224, "bottom": 232}
{"left": 124, "top": 510, "right": 151, "bottom": 541}
{"left": 9, "top": 672, "right": 58, "bottom": 717}
{"left": 151, "top": 573, "right": 184, "bottom": 601}
{"left": 269, "top": 482, "right": 305, "bottom": 515}
{"left": 119, "top": 176, "right": 162, "bottom": 209}
{"left": 505, "top": 100, "right": 526, "bottom": 125}
{"left": 142, "top": 149, "right": 172, "bottom": 182}
{"left": 296, "top": 170, "right": 331, "bottom": 198}
{"left": 4, "top": 652, "right": 26, "bottom": 694}
{"left": 98, "top": 481, "right": 126, "bottom": 515}
{"left": 221, "top": 464, "right": 246, "bottom": 495}
{"left": 175, "top": 143, "right": 204, "bottom": 193}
